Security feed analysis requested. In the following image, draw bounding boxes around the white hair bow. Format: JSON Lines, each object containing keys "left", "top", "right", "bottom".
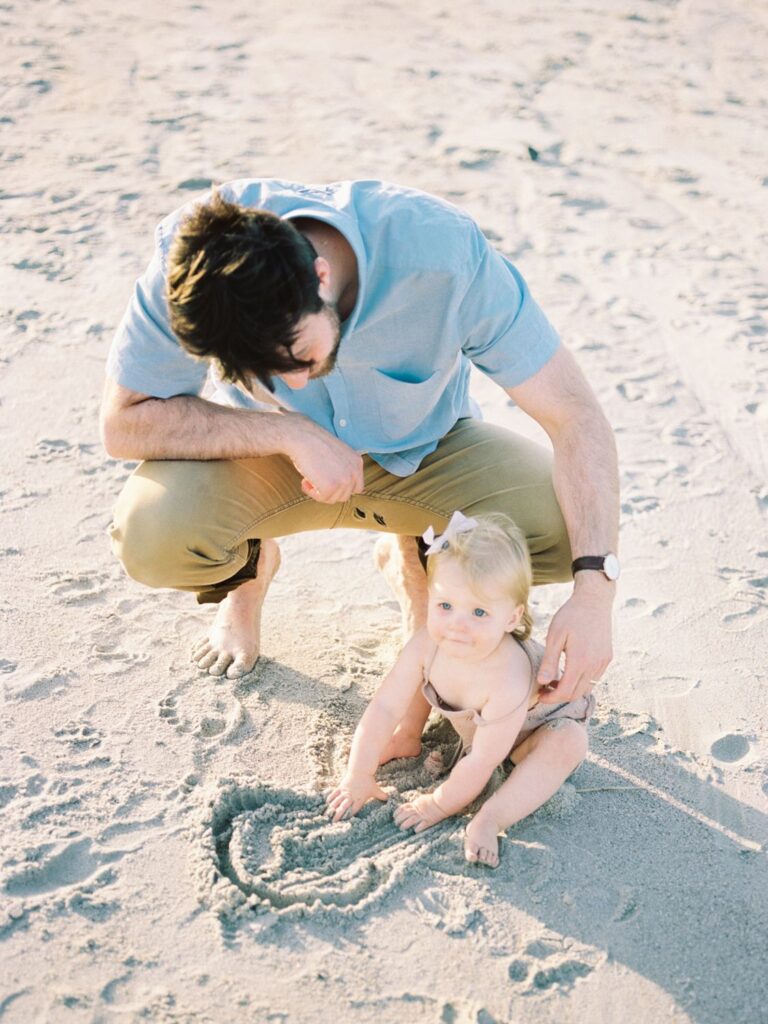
{"left": 422, "top": 510, "right": 479, "bottom": 555}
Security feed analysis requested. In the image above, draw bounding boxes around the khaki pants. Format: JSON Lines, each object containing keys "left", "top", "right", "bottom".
{"left": 110, "top": 418, "right": 571, "bottom": 602}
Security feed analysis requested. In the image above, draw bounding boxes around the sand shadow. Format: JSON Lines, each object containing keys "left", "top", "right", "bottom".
{"left": 196, "top": 703, "right": 767, "bottom": 1021}
{"left": 426, "top": 712, "right": 768, "bottom": 1022}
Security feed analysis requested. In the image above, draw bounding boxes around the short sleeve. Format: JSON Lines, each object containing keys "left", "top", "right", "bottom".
{"left": 105, "top": 240, "right": 208, "bottom": 399}
{"left": 458, "top": 230, "right": 561, "bottom": 389}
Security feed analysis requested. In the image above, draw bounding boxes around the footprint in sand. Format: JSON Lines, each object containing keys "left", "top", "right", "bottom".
{"left": 196, "top": 781, "right": 458, "bottom": 925}
{"left": 439, "top": 1003, "right": 500, "bottom": 1024}
{"left": 3, "top": 836, "right": 124, "bottom": 898}
{"left": 710, "top": 734, "right": 751, "bottom": 763}
{"left": 718, "top": 593, "right": 767, "bottom": 633}
{"left": 0, "top": 487, "right": 51, "bottom": 513}
{"left": 29, "top": 437, "right": 74, "bottom": 460}
{"left": 46, "top": 569, "right": 110, "bottom": 606}
{"left": 407, "top": 887, "right": 484, "bottom": 937}
{"left": 52, "top": 721, "right": 103, "bottom": 753}
{"left": 3, "top": 666, "right": 73, "bottom": 702}
{"left": 620, "top": 492, "right": 660, "bottom": 517}
{"left": 0, "top": 785, "right": 19, "bottom": 813}
{"left": 506, "top": 937, "right": 598, "bottom": 995}
{"left": 622, "top": 596, "right": 647, "bottom": 616}
{"left": 157, "top": 678, "right": 247, "bottom": 743}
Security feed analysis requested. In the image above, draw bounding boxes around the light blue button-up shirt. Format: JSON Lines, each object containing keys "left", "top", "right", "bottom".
{"left": 107, "top": 179, "right": 560, "bottom": 476}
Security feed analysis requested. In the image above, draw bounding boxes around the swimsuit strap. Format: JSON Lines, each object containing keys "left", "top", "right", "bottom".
{"left": 423, "top": 636, "right": 539, "bottom": 726}
{"left": 517, "top": 636, "right": 543, "bottom": 699}
{"left": 422, "top": 640, "right": 440, "bottom": 686}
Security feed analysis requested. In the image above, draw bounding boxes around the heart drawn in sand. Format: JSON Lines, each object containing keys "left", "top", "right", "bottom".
{"left": 196, "top": 781, "right": 458, "bottom": 925}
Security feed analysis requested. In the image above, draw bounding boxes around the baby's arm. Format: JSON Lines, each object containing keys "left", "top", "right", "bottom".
{"left": 394, "top": 681, "right": 529, "bottom": 833}
{"left": 326, "top": 630, "right": 430, "bottom": 822}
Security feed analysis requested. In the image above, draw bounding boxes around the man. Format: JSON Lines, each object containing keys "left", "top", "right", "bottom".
{"left": 101, "top": 178, "right": 619, "bottom": 761}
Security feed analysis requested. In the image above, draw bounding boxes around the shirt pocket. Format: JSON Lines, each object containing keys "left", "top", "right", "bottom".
{"left": 370, "top": 367, "right": 444, "bottom": 441}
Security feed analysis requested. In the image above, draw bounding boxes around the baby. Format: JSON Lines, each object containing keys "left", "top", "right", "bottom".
{"left": 326, "top": 511, "right": 595, "bottom": 867}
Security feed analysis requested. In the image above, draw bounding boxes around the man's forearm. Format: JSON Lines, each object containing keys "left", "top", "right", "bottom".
{"left": 551, "top": 408, "right": 619, "bottom": 570}
{"left": 102, "top": 393, "right": 301, "bottom": 462}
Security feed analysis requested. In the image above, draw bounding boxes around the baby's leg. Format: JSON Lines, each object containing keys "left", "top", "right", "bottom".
{"left": 464, "top": 721, "right": 588, "bottom": 868}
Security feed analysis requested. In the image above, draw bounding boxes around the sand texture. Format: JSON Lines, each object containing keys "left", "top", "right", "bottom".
{"left": 1, "top": 0, "right": 767, "bottom": 1021}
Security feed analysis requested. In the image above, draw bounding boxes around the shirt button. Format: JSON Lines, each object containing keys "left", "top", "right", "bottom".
{"left": 339, "top": 418, "right": 347, "bottom": 427}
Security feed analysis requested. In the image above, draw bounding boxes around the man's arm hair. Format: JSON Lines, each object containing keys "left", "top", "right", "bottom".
{"left": 100, "top": 377, "right": 300, "bottom": 462}
{"left": 505, "top": 344, "right": 619, "bottom": 562}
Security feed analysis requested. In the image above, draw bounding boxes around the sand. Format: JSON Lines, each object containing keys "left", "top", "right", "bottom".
{"left": 1, "top": 0, "right": 767, "bottom": 1021}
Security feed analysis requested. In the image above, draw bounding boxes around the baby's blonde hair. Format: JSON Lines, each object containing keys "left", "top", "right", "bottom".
{"left": 425, "top": 512, "right": 534, "bottom": 641}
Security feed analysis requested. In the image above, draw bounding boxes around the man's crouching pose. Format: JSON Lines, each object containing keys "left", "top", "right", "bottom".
{"left": 101, "top": 179, "right": 619, "bottom": 761}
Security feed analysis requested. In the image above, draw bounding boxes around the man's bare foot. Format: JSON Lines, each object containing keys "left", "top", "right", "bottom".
{"left": 464, "top": 813, "right": 502, "bottom": 869}
{"left": 373, "top": 534, "right": 428, "bottom": 641}
{"left": 191, "top": 539, "right": 281, "bottom": 679}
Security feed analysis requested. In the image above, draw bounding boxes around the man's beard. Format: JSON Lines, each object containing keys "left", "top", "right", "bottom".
{"left": 308, "top": 301, "right": 342, "bottom": 379}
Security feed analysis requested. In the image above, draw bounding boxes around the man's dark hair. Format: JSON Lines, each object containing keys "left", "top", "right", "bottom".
{"left": 167, "top": 190, "right": 323, "bottom": 390}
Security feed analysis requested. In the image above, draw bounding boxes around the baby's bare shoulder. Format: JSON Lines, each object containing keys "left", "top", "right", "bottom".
{"left": 481, "top": 641, "right": 534, "bottom": 718}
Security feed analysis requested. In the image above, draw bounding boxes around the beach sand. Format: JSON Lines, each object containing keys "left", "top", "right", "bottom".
{"left": 1, "top": 1, "right": 767, "bottom": 1021}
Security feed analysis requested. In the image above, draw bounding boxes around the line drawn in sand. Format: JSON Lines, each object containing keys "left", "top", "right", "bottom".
{"left": 195, "top": 779, "right": 462, "bottom": 928}
{"left": 195, "top": 715, "right": 587, "bottom": 932}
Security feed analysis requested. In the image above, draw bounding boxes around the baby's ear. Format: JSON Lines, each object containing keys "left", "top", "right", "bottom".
{"left": 505, "top": 604, "right": 525, "bottom": 633}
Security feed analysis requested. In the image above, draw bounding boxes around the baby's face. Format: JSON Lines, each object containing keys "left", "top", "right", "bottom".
{"left": 426, "top": 557, "right": 523, "bottom": 660}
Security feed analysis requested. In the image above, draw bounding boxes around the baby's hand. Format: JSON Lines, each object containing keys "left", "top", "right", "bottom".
{"left": 393, "top": 793, "right": 447, "bottom": 833}
{"left": 325, "top": 774, "right": 389, "bottom": 822}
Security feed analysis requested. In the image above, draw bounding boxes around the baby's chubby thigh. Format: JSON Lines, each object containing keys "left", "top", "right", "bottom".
{"left": 509, "top": 716, "right": 588, "bottom": 772}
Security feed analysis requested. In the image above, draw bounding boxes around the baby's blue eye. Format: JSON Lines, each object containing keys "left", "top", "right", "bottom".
{"left": 473, "top": 608, "right": 488, "bottom": 618}
{"left": 438, "top": 601, "right": 452, "bottom": 611}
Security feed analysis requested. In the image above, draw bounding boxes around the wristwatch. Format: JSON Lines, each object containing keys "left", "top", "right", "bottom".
{"left": 571, "top": 554, "right": 621, "bottom": 581}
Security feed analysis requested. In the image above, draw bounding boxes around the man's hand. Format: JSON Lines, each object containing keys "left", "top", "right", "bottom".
{"left": 325, "top": 774, "right": 389, "bottom": 822}
{"left": 393, "top": 793, "right": 448, "bottom": 833}
{"left": 537, "top": 577, "right": 614, "bottom": 704}
{"left": 283, "top": 414, "right": 365, "bottom": 504}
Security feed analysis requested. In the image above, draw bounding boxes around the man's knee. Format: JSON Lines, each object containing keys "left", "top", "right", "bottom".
{"left": 110, "top": 468, "right": 186, "bottom": 587}
{"left": 109, "top": 461, "right": 243, "bottom": 590}
{"left": 438, "top": 422, "right": 571, "bottom": 584}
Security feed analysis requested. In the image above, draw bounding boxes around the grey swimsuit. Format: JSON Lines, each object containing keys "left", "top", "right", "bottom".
{"left": 421, "top": 636, "right": 595, "bottom": 765}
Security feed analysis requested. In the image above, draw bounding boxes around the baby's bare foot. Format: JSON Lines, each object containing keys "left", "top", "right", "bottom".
{"left": 378, "top": 726, "right": 422, "bottom": 766}
{"left": 191, "top": 539, "right": 280, "bottom": 679}
{"left": 464, "top": 814, "right": 502, "bottom": 869}
{"left": 374, "top": 534, "right": 428, "bottom": 641}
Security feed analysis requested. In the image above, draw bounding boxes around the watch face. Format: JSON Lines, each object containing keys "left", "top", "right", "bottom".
{"left": 604, "top": 554, "right": 620, "bottom": 580}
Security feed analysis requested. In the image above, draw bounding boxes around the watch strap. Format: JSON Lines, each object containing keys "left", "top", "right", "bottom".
{"left": 571, "top": 556, "right": 607, "bottom": 574}
{"left": 571, "top": 554, "right": 620, "bottom": 581}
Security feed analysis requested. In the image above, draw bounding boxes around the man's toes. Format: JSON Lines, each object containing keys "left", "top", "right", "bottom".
{"left": 191, "top": 636, "right": 210, "bottom": 655}
{"left": 226, "top": 653, "right": 255, "bottom": 679}
{"left": 195, "top": 649, "right": 219, "bottom": 670}
{"left": 191, "top": 641, "right": 211, "bottom": 662}
{"left": 208, "top": 652, "right": 234, "bottom": 677}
